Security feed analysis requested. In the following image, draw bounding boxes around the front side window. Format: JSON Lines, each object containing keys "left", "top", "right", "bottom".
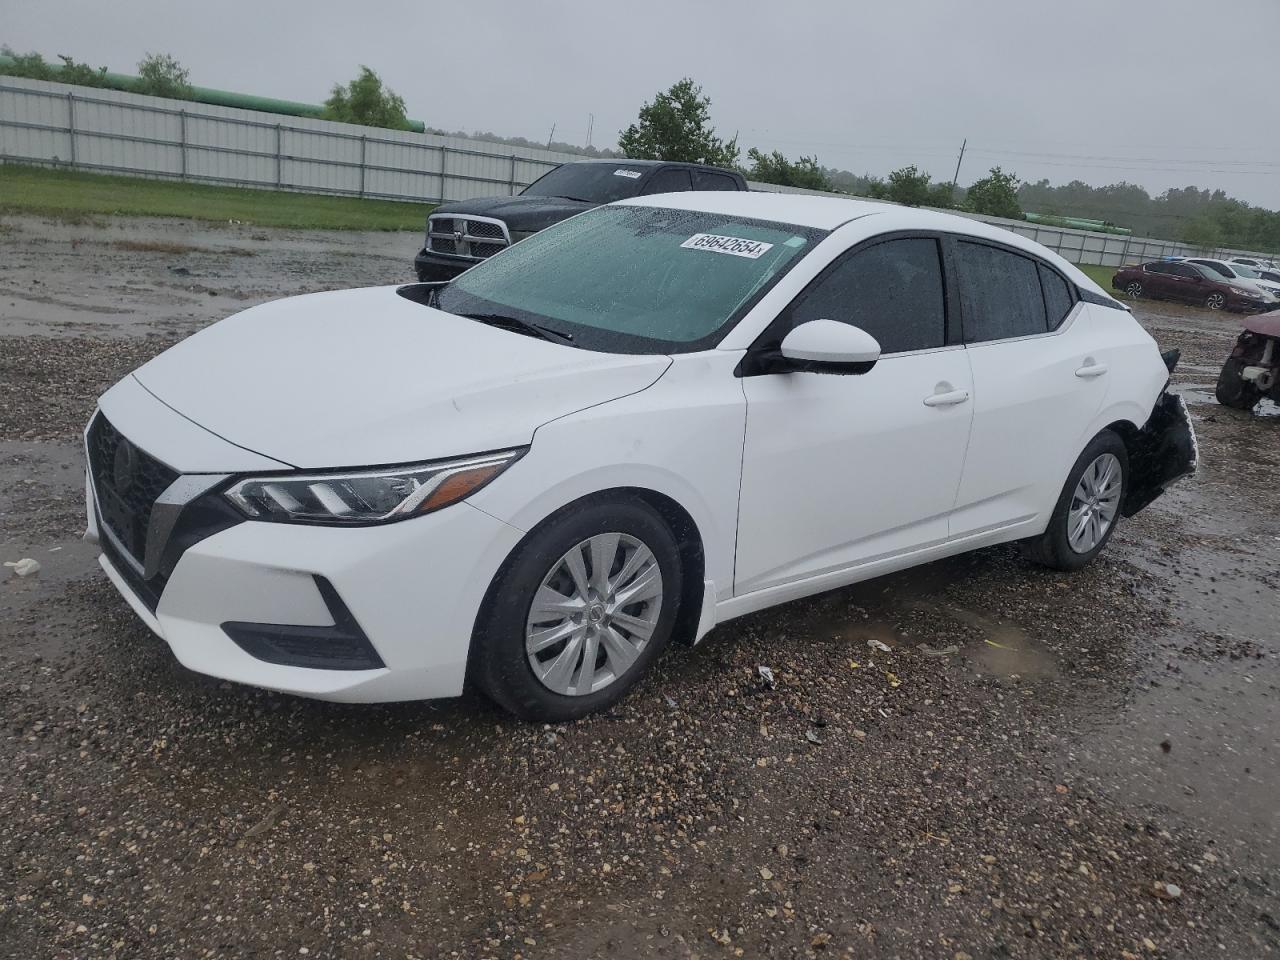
{"left": 1192, "top": 260, "right": 1233, "bottom": 279}
{"left": 955, "top": 242, "right": 1047, "bottom": 342}
{"left": 432, "top": 205, "right": 823, "bottom": 353}
{"left": 1169, "top": 263, "right": 1200, "bottom": 278}
{"left": 783, "top": 238, "right": 947, "bottom": 354}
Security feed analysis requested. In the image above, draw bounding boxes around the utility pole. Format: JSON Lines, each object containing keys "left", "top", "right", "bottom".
{"left": 951, "top": 138, "right": 967, "bottom": 189}
{"left": 546, "top": 123, "right": 556, "bottom": 149}
{"left": 586, "top": 113, "right": 594, "bottom": 149}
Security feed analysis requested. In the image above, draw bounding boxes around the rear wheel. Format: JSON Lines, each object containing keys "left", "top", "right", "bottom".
{"left": 1205, "top": 291, "right": 1227, "bottom": 311}
{"left": 1215, "top": 357, "right": 1262, "bottom": 410}
{"left": 471, "top": 498, "right": 682, "bottom": 721}
{"left": 1022, "top": 431, "right": 1128, "bottom": 572}
{"left": 1124, "top": 280, "right": 1144, "bottom": 298}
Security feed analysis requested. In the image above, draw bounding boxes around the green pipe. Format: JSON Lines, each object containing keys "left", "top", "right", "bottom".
{"left": 0, "top": 55, "right": 427, "bottom": 132}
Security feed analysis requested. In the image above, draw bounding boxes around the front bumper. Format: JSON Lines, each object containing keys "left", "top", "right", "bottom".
{"left": 86, "top": 388, "right": 525, "bottom": 703}
{"left": 414, "top": 248, "right": 476, "bottom": 283}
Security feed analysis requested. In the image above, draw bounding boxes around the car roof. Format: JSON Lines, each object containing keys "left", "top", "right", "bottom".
{"left": 618, "top": 191, "right": 1107, "bottom": 292}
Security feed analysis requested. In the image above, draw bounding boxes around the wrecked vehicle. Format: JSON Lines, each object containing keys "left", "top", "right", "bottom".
{"left": 1216, "top": 310, "right": 1280, "bottom": 411}
{"left": 84, "top": 193, "right": 1196, "bottom": 721}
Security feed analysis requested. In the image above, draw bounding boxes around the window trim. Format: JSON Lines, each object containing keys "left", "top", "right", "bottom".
{"left": 739, "top": 230, "right": 956, "bottom": 376}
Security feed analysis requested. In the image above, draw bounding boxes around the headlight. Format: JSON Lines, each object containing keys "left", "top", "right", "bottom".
{"left": 1229, "top": 286, "right": 1251, "bottom": 296}
{"left": 223, "top": 449, "right": 524, "bottom": 525}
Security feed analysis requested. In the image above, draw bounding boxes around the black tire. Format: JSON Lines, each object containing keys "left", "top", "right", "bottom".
{"left": 1205, "top": 291, "right": 1227, "bottom": 311}
{"left": 1021, "top": 430, "right": 1129, "bottom": 572}
{"left": 1215, "top": 357, "right": 1262, "bottom": 410}
{"left": 470, "top": 497, "right": 683, "bottom": 722}
{"left": 1124, "top": 280, "right": 1144, "bottom": 298}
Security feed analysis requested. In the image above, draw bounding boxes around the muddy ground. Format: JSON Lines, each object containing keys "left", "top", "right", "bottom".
{"left": 0, "top": 213, "right": 1277, "bottom": 960}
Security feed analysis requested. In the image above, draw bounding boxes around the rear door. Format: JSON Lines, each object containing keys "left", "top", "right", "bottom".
{"left": 947, "top": 239, "right": 1109, "bottom": 538}
{"left": 735, "top": 235, "right": 974, "bottom": 593}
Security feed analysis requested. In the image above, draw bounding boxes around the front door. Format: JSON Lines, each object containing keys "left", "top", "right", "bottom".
{"left": 735, "top": 236, "right": 974, "bottom": 595}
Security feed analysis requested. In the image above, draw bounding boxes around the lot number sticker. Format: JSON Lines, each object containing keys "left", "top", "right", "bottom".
{"left": 681, "top": 233, "right": 774, "bottom": 259}
{"left": 613, "top": 169, "right": 643, "bottom": 179}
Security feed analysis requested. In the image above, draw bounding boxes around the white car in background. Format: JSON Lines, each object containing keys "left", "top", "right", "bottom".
{"left": 1184, "top": 257, "right": 1280, "bottom": 300}
{"left": 84, "top": 193, "right": 1196, "bottom": 721}
{"left": 1228, "top": 256, "right": 1278, "bottom": 273}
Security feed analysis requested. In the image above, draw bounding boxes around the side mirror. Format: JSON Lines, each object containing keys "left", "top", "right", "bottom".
{"left": 774, "top": 319, "right": 881, "bottom": 374}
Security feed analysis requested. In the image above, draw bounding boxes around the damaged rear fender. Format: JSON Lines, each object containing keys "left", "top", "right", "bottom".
{"left": 1117, "top": 391, "right": 1198, "bottom": 517}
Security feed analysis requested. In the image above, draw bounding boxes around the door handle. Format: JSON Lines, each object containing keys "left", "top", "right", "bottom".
{"left": 923, "top": 389, "right": 970, "bottom": 407}
{"left": 1075, "top": 362, "right": 1109, "bottom": 379}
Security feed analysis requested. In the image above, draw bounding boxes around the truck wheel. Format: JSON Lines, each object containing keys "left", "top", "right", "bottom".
{"left": 1215, "top": 358, "right": 1261, "bottom": 410}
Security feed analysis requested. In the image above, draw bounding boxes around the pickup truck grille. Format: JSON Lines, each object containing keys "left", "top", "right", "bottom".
{"left": 427, "top": 215, "right": 511, "bottom": 261}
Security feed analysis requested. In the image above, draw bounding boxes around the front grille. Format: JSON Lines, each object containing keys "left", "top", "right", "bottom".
{"left": 426, "top": 215, "right": 509, "bottom": 261}
{"left": 465, "top": 219, "right": 504, "bottom": 239}
{"left": 87, "top": 414, "right": 179, "bottom": 563}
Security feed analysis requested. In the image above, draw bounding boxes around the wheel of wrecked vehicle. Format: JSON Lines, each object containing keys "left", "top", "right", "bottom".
{"left": 1124, "top": 280, "right": 1143, "bottom": 298}
{"left": 1215, "top": 357, "right": 1262, "bottom": 410}
{"left": 1021, "top": 431, "right": 1128, "bottom": 572}
{"left": 470, "top": 498, "right": 682, "bottom": 721}
{"left": 1205, "top": 291, "right": 1227, "bottom": 311}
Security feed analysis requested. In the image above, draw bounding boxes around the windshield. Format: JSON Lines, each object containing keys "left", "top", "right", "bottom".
{"left": 1230, "top": 263, "right": 1260, "bottom": 279}
{"left": 520, "top": 163, "right": 652, "bottom": 203}
{"left": 432, "top": 205, "right": 824, "bottom": 353}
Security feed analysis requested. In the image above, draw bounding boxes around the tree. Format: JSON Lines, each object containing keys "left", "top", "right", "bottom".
{"left": 745, "top": 149, "right": 832, "bottom": 191}
{"left": 926, "top": 181, "right": 957, "bottom": 209}
{"left": 135, "top": 52, "right": 192, "bottom": 99}
{"left": 618, "top": 78, "right": 738, "bottom": 167}
{"left": 324, "top": 66, "right": 411, "bottom": 130}
{"left": 0, "top": 47, "right": 109, "bottom": 87}
{"left": 884, "top": 165, "right": 934, "bottom": 207}
{"left": 1182, "top": 215, "right": 1223, "bottom": 251}
{"left": 966, "top": 166, "right": 1022, "bottom": 219}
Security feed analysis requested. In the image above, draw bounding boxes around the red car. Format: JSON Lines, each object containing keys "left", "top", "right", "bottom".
{"left": 1112, "top": 260, "right": 1272, "bottom": 312}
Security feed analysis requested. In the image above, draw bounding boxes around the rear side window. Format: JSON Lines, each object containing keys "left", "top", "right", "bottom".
{"left": 1144, "top": 262, "right": 1169, "bottom": 274}
{"left": 694, "top": 171, "right": 740, "bottom": 191}
{"left": 1039, "top": 264, "right": 1075, "bottom": 329}
{"left": 643, "top": 168, "right": 694, "bottom": 195}
{"left": 956, "top": 242, "right": 1047, "bottom": 342}
{"left": 786, "top": 238, "right": 947, "bottom": 354}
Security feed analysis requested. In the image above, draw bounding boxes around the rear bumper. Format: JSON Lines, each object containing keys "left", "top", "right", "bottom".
{"left": 414, "top": 248, "right": 475, "bottom": 283}
{"left": 1122, "top": 391, "right": 1198, "bottom": 517}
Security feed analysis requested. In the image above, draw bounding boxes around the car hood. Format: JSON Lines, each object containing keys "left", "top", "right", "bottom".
{"left": 131, "top": 286, "right": 671, "bottom": 469}
{"left": 432, "top": 195, "right": 596, "bottom": 232}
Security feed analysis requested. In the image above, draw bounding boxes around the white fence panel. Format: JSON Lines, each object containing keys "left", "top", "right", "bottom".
{"left": 2, "top": 74, "right": 1275, "bottom": 267}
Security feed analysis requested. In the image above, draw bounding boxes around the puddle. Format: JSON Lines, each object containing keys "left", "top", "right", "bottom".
{"left": 943, "top": 605, "right": 1060, "bottom": 679}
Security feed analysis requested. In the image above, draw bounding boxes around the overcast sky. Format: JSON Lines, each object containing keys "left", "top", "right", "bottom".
{"left": 7, "top": 0, "right": 1280, "bottom": 207}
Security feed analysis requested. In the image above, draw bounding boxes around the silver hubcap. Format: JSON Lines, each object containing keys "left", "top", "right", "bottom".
{"left": 1067, "top": 453, "right": 1122, "bottom": 554}
{"left": 525, "top": 533, "right": 664, "bottom": 696}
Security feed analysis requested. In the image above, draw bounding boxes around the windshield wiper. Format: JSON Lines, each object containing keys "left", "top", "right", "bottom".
{"left": 463, "top": 313, "right": 575, "bottom": 345}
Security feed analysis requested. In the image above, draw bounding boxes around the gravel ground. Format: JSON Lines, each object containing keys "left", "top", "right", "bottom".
{"left": 1, "top": 213, "right": 1277, "bottom": 959}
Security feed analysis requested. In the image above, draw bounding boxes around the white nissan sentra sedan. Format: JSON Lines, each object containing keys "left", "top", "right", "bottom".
{"left": 85, "top": 192, "right": 1196, "bottom": 720}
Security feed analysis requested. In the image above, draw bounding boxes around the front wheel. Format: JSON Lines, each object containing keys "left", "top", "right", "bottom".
{"left": 470, "top": 498, "right": 682, "bottom": 721}
{"left": 1021, "top": 431, "right": 1128, "bottom": 572}
{"left": 1215, "top": 357, "right": 1262, "bottom": 410}
{"left": 1205, "top": 292, "right": 1227, "bottom": 311}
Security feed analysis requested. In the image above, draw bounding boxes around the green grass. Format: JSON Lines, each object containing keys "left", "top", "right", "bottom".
{"left": 0, "top": 164, "right": 434, "bottom": 230}
{"left": 1074, "top": 263, "right": 1115, "bottom": 290}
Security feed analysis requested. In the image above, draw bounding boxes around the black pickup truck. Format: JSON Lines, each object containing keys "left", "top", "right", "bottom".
{"left": 413, "top": 158, "right": 748, "bottom": 282}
